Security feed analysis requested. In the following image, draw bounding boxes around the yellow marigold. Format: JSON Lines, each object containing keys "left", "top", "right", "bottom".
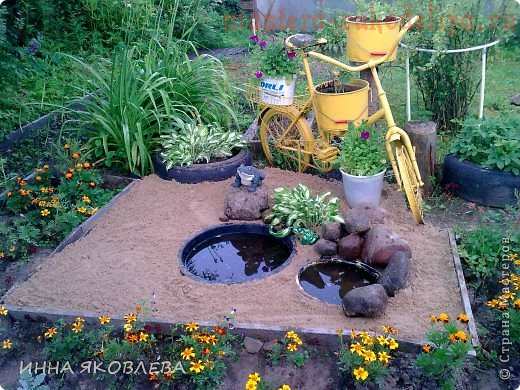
{"left": 351, "top": 329, "right": 358, "bottom": 339}
{"left": 65, "top": 172, "right": 73, "bottom": 180}
{"left": 206, "top": 334, "right": 218, "bottom": 345}
{"left": 388, "top": 338, "right": 399, "bottom": 350}
{"left": 181, "top": 347, "right": 196, "bottom": 361}
{"left": 248, "top": 372, "right": 261, "bottom": 383}
{"left": 64, "top": 144, "right": 70, "bottom": 150}
{"left": 453, "top": 330, "right": 468, "bottom": 343}
{"left": 514, "top": 299, "right": 520, "bottom": 310}
{"left": 44, "top": 327, "right": 58, "bottom": 339}
{"left": 71, "top": 321, "right": 83, "bottom": 334}
{"left": 0, "top": 305, "right": 8, "bottom": 316}
{"left": 378, "top": 351, "right": 391, "bottom": 364}
{"left": 75, "top": 317, "right": 85, "bottom": 324}
{"left": 377, "top": 335, "right": 388, "bottom": 346}
{"left": 353, "top": 366, "right": 368, "bottom": 381}
{"left": 123, "top": 323, "right": 133, "bottom": 333}
{"left": 457, "top": 313, "right": 469, "bottom": 323}
{"left": 40, "top": 209, "right": 50, "bottom": 217}
{"left": 245, "top": 380, "right": 258, "bottom": 390}
{"left": 363, "top": 350, "right": 377, "bottom": 363}
{"left": 430, "top": 315, "right": 437, "bottom": 323}
{"left": 82, "top": 195, "right": 91, "bottom": 204}
{"left": 278, "top": 385, "right": 291, "bottom": 390}
{"left": 139, "top": 332, "right": 149, "bottom": 342}
{"left": 2, "top": 339, "right": 12, "bottom": 350}
{"left": 382, "top": 325, "right": 398, "bottom": 335}
{"left": 361, "top": 334, "right": 374, "bottom": 346}
{"left": 98, "top": 315, "right": 111, "bottom": 325}
{"left": 286, "top": 330, "right": 298, "bottom": 340}
{"left": 422, "top": 344, "right": 432, "bottom": 353}
{"left": 350, "top": 342, "right": 364, "bottom": 355}
{"left": 286, "top": 343, "right": 298, "bottom": 352}
{"left": 77, "top": 206, "right": 87, "bottom": 214}
{"left": 437, "top": 313, "right": 449, "bottom": 323}
{"left": 124, "top": 312, "right": 137, "bottom": 324}
{"left": 185, "top": 322, "right": 199, "bottom": 332}
{"left": 126, "top": 333, "right": 139, "bottom": 344}
{"left": 189, "top": 360, "right": 205, "bottom": 374}
{"left": 72, "top": 152, "right": 81, "bottom": 160}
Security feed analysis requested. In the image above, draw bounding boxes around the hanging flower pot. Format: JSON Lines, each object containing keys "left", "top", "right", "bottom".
{"left": 345, "top": 16, "right": 401, "bottom": 63}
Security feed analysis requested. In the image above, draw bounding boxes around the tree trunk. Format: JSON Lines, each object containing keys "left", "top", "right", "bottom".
{"left": 405, "top": 121, "right": 437, "bottom": 197}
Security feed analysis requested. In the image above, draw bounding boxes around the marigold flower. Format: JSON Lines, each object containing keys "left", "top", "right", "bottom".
{"left": 278, "top": 385, "right": 291, "bottom": 390}
{"left": 77, "top": 207, "right": 87, "bottom": 214}
{"left": 202, "top": 347, "right": 210, "bottom": 355}
{"left": 83, "top": 162, "right": 92, "bottom": 169}
{"left": 246, "top": 380, "right": 258, "bottom": 390}
{"left": 189, "top": 360, "right": 205, "bottom": 374}
{"left": 457, "top": 313, "right": 469, "bottom": 323}
{"left": 89, "top": 181, "right": 96, "bottom": 188}
{"left": 388, "top": 338, "right": 399, "bottom": 350}
{"left": 361, "top": 334, "right": 374, "bottom": 346}
{"left": 123, "top": 323, "right": 133, "bottom": 333}
{"left": 286, "top": 343, "right": 298, "bottom": 352}
{"left": 453, "top": 330, "right": 468, "bottom": 343}
{"left": 2, "top": 339, "right": 12, "bottom": 350}
{"left": 351, "top": 329, "right": 358, "bottom": 339}
{"left": 514, "top": 299, "right": 520, "bottom": 310}
{"left": 185, "top": 322, "right": 199, "bottom": 332}
{"left": 82, "top": 195, "right": 91, "bottom": 204}
{"left": 248, "top": 372, "right": 261, "bottom": 383}
{"left": 377, "top": 335, "right": 388, "bottom": 346}
{"left": 353, "top": 366, "right": 368, "bottom": 381}
{"left": 43, "top": 164, "right": 49, "bottom": 171}
{"left": 286, "top": 330, "right": 298, "bottom": 340}
{"left": 181, "top": 347, "right": 196, "bottom": 360}
{"left": 126, "top": 333, "right": 139, "bottom": 343}
{"left": 378, "top": 351, "right": 391, "bottom": 364}
{"left": 44, "top": 327, "right": 58, "bottom": 339}
{"left": 206, "top": 334, "right": 218, "bottom": 345}
{"left": 35, "top": 175, "right": 42, "bottom": 182}
{"left": 422, "top": 344, "right": 432, "bottom": 353}
{"left": 98, "top": 315, "right": 111, "bottom": 325}
{"left": 430, "top": 315, "right": 437, "bottom": 323}
{"left": 40, "top": 209, "right": 50, "bottom": 217}
{"left": 19, "top": 189, "right": 29, "bottom": 196}
{"left": 139, "top": 332, "right": 149, "bottom": 342}
{"left": 64, "top": 144, "right": 70, "bottom": 150}
{"left": 71, "top": 321, "right": 84, "bottom": 333}
{"left": 72, "top": 152, "right": 81, "bottom": 160}
{"left": 65, "top": 172, "right": 73, "bottom": 180}
{"left": 437, "top": 313, "right": 449, "bottom": 323}
{"left": 214, "top": 326, "right": 226, "bottom": 335}
{"left": 148, "top": 372, "right": 158, "bottom": 381}
{"left": 382, "top": 325, "right": 398, "bottom": 335}
{"left": 350, "top": 342, "right": 364, "bottom": 355}
{"left": 363, "top": 350, "right": 377, "bottom": 363}
{"left": 0, "top": 306, "right": 8, "bottom": 316}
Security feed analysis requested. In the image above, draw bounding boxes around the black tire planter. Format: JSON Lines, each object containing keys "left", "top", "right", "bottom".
{"left": 153, "top": 149, "right": 252, "bottom": 184}
{"left": 442, "top": 154, "right": 520, "bottom": 208}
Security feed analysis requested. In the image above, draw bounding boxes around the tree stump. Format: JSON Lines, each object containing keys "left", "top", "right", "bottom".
{"left": 405, "top": 121, "right": 437, "bottom": 197}
{"left": 353, "top": 62, "right": 379, "bottom": 116}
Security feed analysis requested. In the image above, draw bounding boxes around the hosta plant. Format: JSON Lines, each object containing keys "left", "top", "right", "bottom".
{"left": 160, "top": 119, "right": 245, "bottom": 168}
{"left": 265, "top": 184, "right": 344, "bottom": 241}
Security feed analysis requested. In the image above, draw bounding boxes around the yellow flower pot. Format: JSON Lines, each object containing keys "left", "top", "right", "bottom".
{"left": 314, "top": 79, "right": 369, "bottom": 136}
{"left": 345, "top": 16, "right": 401, "bottom": 63}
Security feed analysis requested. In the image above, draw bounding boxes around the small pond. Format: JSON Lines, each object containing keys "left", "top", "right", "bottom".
{"left": 180, "top": 224, "right": 294, "bottom": 284}
{"left": 298, "top": 260, "right": 380, "bottom": 304}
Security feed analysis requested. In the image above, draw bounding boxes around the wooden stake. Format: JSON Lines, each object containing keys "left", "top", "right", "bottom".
{"left": 405, "top": 121, "right": 437, "bottom": 196}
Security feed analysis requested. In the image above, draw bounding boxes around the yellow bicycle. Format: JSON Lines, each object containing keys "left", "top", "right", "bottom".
{"left": 258, "top": 16, "right": 424, "bottom": 224}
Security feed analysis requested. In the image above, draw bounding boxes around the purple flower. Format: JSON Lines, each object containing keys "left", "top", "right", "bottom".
{"left": 255, "top": 70, "right": 264, "bottom": 79}
{"left": 249, "top": 34, "right": 259, "bottom": 44}
{"left": 360, "top": 131, "right": 370, "bottom": 140}
{"left": 287, "top": 51, "right": 296, "bottom": 59}
{"left": 259, "top": 40, "right": 267, "bottom": 49}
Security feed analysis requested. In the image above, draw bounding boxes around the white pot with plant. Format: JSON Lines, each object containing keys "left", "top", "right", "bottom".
{"left": 338, "top": 122, "right": 388, "bottom": 207}
{"left": 250, "top": 33, "right": 299, "bottom": 106}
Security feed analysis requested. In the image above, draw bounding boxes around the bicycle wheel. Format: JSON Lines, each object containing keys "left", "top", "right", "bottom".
{"left": 395, "top": 143, "right": 424, "bottom": 224}
{"left": 259, "top": 107, "right": 314, "bottom": 172}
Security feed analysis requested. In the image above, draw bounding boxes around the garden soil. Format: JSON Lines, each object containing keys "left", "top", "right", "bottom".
{"left": 2, "top": 169, "right": 464, "bottom": 343}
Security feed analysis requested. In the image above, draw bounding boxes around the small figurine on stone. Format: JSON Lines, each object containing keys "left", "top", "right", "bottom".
{"left": 232, "top": 164, "right": 265, "bottom": 192}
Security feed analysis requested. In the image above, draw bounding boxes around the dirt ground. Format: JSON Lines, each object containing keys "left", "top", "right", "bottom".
{"left": 3, "top": 169, "right": 464, "bottom": 344}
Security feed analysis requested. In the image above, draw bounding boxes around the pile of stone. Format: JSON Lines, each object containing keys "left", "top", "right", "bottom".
{"left": 313, "top": 205, "right": 412, "bottom": 318}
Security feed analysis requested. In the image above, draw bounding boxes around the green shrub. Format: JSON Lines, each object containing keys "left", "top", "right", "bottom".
{"left": 251, "top": 33, "right": 299, "bottom": 78}
{"left": 451, "top": 115, "right": 520, "bottom": 175}
{"left": 317, "top": 12, "right": 347, "bottom": 56}
{"left": 338, "top": 122, "right": 387, "bottom": 176}
{"left": 265, "top": 184, "right": 344, "bottom": 239}
{"left": 160, "top": 119, "right": 245, "bottom": 168}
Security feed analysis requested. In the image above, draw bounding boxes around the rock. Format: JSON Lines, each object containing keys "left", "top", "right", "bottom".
{"left": 321, "top": 222, "right": 342, "bottom": 241}
{"left": 342, "top": 284, "right": 388, "bottom": 318}
{"left": 224, "top": 186, "right": 269, "bottom": 220}
{"left": 219, "top": 215, "right": 229, "bottom": 222}
{"left": 511, "top": 94, "right": 520, "bottom": 106}
{"left": 343, "top": 210, "right": 370, "bottom": 234}
{"left": 244, "top": 336, "right": 263, "bottom": 353}
{"left": 262, "top": 339, "right": 279, "bottom": 352}
{"left": 379, "top": 251, "right": 411, "bottom": 297}
{"left": 337, "top": 234, "right": 364, "bottom": 260}
{"left": 314, "top": 239, "right": 338, "bottom": 257}
{"left": 361, "top": 226, "right": 412, "bottom": 266}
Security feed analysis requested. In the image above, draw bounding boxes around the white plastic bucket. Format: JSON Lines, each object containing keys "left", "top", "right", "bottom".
{"left": 259, "top": 76, "right": 296, "bottom": 106}
{"left": 340, "top": 169, "right": 386, "bottom": 207}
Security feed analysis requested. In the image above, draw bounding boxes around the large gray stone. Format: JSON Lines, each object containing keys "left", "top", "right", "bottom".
{"left": 337, "top": 233, "right": 364, "bottom": 260}
{"left": 342, "top": 284, "right": 388, "bottom": 318}
{"left": 314, "top": 239, "right": 338, "bottom": 257}
{"left": 361, "top": 225, "right": 412, "bottom": 266}
{"left": 379, "top": 251, "right": 411, "bottom": 297}
{"left": 321, "top": 222, "right": 343, "bottom": 241}
{"left": 244, "top": 336, "right": 263, "bottom": 353}
{"left": 511, "top": 94, "right": 520, "bottom": 106}
{"left": 224, "top": 186, "right": 269, "bottom": 220}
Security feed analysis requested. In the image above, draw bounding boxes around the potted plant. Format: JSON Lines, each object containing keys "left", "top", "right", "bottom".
{"left": 338, "top": 122, "right": 387, "bottom": 207}
{"left": 153, "top": 118, "right": 251, "bottom": 183}
{"left": 250, "top": 33, "right": 299, "bottom": 106}
{"left": 346, "top": 0, "right": 401, "bottom": 62}
{"left": 442, "top": 115, "right": 520, "bottom": 207}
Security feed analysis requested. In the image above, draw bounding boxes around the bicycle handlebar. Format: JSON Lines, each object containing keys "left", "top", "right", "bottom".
{"left": 306, "top": 15, "right": 419, "bottom": 72}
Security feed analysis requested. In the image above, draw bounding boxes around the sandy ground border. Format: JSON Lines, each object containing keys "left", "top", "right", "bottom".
{"left": 2, "top": 170, "right": 472, "bottom": 346}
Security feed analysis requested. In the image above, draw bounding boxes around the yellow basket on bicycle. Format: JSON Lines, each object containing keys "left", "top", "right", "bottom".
{"left": 314, "top": 79, "right": 369, "bottom": 135}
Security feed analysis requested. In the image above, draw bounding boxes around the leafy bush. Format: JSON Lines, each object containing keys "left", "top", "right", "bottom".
{"left": 338, "top": 122, "right": 387, "bottom": 176}
{"left": 451, "top": 115, "right": 520, "bottom": 175}
{"left": 353, "top": 0, "right": 398, "bottom": 21}
{"left": 250, "top": 33, "right": 299, "bottom": 79}
{"left": 265, "top": 184, "right": 344, "bottom": 239}
{"left": 402, "top": 0, "right": 514, "bottom": 131}
{"left": 337, "top": 326, "right": 399, "bottom": 386}
{"left": 267, "top": 330, "right": 310, "bottom": 368}
{"left": 457, "top": 226, "right": 502, "bottom": 287}
{"left": 160, "top": 120, "right": 245, "bottom": 168}
{"left": 317, "top": 13, "right": 347, "bottom": 56}
{"left": 416, "top": 313, "right": 472, "bottom": 390}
